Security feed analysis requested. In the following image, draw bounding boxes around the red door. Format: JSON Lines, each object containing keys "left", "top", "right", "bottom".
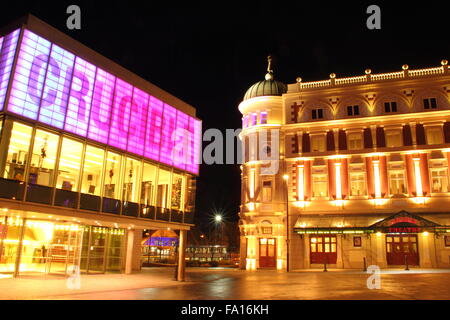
{"left": 310, "top": 235, "right": 337, "bottom": 264}
{"left": 259, "top": 238, "right": 276, "bottom": 268}
{"left": 386, "top": 235, "right": 419, "bottom": 265}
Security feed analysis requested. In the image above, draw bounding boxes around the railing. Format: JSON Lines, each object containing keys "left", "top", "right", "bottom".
{"left": 0, "top": 177, "right": 193, "bottom": 224}
{"left": 293, "top": 62, "right": 449, "bottom": 91}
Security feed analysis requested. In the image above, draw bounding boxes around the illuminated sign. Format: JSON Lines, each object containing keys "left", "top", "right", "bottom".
{"left": 388, "top": 217, "right": 419, "bottom": 226}
{"left": 5, "top": 29, "right": 200, "bottom": 174}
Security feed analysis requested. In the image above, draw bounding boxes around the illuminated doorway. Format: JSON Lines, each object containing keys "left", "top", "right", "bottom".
{"left": 259, "top": 238, "right": 276, "bottom": 268}
{"left": 386, "top": 235, "right": 419, "bottom": 266}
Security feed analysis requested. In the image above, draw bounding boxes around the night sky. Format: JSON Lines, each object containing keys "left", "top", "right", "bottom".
{"left": 1, "top": 1, "right": 449, "bottom": 232}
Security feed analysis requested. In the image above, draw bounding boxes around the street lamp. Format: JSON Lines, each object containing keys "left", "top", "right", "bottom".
{"left": 283, "top": 174, "right": 290, "bottom": 272}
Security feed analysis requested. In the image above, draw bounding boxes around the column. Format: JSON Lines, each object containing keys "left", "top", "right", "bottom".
{"left": 177, "top": 230, "right": 187, "bottom": 281}
{"left": 297, "top": 164, "right": 304, "bottom": 201}
{"left": 373, "top": 160, "right": 381, "bottom": 198}
{"left": 413, "top": 156, "right": 423, "bottom": 197}
{"left": 125, "top": 229, "right": 135, "bottom": 274}
{"left": 420, "top": 232, "right": 432, "bottom": 268}
{"left": 335, "top": 162, "right": 342, "bottom": 200}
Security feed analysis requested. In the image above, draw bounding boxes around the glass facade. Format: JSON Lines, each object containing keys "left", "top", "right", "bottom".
{"left": 0, "top": 119, "right": 196, "bottom": 223}
{"left": 0, "top": 216, "right": 125, "bottom": 276}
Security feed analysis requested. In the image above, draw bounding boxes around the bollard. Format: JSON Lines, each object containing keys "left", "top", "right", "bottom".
{"left": 323, "top": 256, "right": 328, "bottom": 272}
{"left": 363, "top": 257, "right": 367, "bottom": 272}
{"left": 404, "top": 255, "right": 409, "bottom": 271}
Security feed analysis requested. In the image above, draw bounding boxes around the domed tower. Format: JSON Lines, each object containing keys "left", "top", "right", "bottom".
{"left": 238, "top": 56, "right": 288, "bottom": 270}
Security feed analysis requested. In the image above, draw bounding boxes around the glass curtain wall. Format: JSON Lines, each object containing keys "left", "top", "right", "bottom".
{"left": 80, "top": 145, "right": 105, "bottom": 211}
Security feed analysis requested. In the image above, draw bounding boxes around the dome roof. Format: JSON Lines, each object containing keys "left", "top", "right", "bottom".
{"left": 243, "top": 78, "right": 287, "bottom": 101}
{"left": 243, "top": 56, "right": 287, "bottom": 101}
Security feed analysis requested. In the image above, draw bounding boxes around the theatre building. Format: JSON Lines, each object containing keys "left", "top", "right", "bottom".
{"left": 239, "top": 57, "right": 450, "bottom": 270}
{"left": 0, "top": 15, "right": 201, "bottom": 277}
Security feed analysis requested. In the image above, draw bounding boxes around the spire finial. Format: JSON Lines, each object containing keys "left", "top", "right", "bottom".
{"left": 265, "top": 55, "right": 274, "bottom": 80}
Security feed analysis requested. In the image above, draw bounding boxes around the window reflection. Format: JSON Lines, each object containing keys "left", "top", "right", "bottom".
{"left": 122, "top": 157, "right": 141, "bottom": 203}
{"left": 157, "top": 168, "right": 170, "bottom": 208}
{"left": 103, "top": 151, "right": 121, "bottom": 199}
{"left": 81, "top": 145, "right": 105, "bottom": 196}
{"left": 141, "top": 162, "right": 156, "bottom": 206}
{"left": 56, "top": 138, "right": 83, "bottom": 191}
{"left": 3, "top": 121, "right": 32, "bottom": 181}
{"left": 29, "top": 129, "right": 59, "bottom": 186}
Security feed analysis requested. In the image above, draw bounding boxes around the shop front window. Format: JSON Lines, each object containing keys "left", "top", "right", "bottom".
{"left": 141, "top": 162, "right": 156, "bottom": 206}
{"left": 56, "top": 138, "right": 83, "bottom": 192}
{"left": 28, "top": 129, "right": 59, "bottom": 186}
{"left": 103, "top": 151, "right": 121, "bottom": 199}
{"left": 156, "top": 168, "right": 170, "bottom": 209}
{"left": 81, "top": 145, "right": 105, "bottom": 196}
{"left": 171, "top": 173, "right": 184, "bottom": 211}
{"left": 122, "top": 157, "right": 141, "bottom": 203}
{"left": 2, "top": 121, "right": 32, "bottom": 181}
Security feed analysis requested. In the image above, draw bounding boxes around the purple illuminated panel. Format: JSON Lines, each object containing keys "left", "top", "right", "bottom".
{"left": 108, "top": 79, "right": 133, "bottom": 150}
{"left": 144, "top": 96, "right": 163, "bottom": 162}
{"left": 88, "top": 68, "right": 115, "bottom": 144}
{"left": 127, "top": 87, "right": 149, "bottom": 156}
{"left": 64, "top": 57, "right": 96, "bottom": 136}
{"left": 0, "top": 29, "right": 20, "bottom": 111}
{"left": 185, "top": 118, "right": 201, "bottom": 174}
{"left": 4, "top": 29, "right": 201, "bottom": 174}
{"left": 8, "top": 30, "right": 51, "bottom": 119}
{"left": 172, "top": 110, "right": 189, "bottom": 170}
{"left": 160, "top": 104, "right": 177, "bottom": 166}
{"left": 38, "top": 44, "right": 75, "bottom": 128}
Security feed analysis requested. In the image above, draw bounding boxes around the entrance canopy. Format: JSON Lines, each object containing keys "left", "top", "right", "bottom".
{"left": 294, "top": 211, "right": 449, "bottom": 235}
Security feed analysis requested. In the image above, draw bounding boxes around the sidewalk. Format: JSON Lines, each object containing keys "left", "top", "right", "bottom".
{"left": 0, "top": 268, "right": 187, "bottom": 300}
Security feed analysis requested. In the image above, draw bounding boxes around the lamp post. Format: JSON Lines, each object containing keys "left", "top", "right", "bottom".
{"left": 283, "top": 174, "right": 290, "bottom": 272}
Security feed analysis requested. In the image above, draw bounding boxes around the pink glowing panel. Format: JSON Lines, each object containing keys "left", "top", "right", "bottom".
{"left": 8, "top": 30, "right": 51, "bottom": 120}
{"left": 127, "top": 87, "right": 149, "bottom": 156}
{"left": 0, "top": 30, "right": 20, "bottom": 111}
{"left": 64, "top": 57, "right": 96, "bottom": 136}
{"left": 185, "top": 117, "right": 201, "bottom": 174}
{"left": 38, "top": 44, "right": 75, "bottom": 128}
{"left": 171, "top": 110, "right": 190, "bottom": 170}
{"left": 159, "top": 104, "right": 177, "bottom": 166}
{"left": 88, "top": 68, "right": 116, "bottom": 144}
{"left": 144, "top": 96, "right": 163, "bottom": 161}
{"left": 108, "top": 79, "right": 133, "bottom": 150}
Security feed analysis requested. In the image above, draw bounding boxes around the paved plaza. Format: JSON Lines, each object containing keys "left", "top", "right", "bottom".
{"left": 1, "top": 267, "right": 450, "bottom": 300}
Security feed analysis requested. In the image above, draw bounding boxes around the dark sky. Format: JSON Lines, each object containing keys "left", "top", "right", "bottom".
{"left": 1, "top": 1, "right": 449, "bottom": 231}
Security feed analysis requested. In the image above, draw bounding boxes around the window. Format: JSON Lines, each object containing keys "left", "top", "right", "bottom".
{"left": 56, "top": 137, "right": 83, "bottom": 191}
{"left": 251, "top": 113, "right": 257, "bottom": 126}
{"left": 122, "top": 157, "right": 141, "bottom": 203}
{"left": 312, "top": 174, "right": 328, "bottom": 197}
{"left": 389, "top": 171, "right": 406, "bottom": 195}
{"left": 103, "top": 151, "right": 122, "bottom": 199}
{"left": 430, "top": 168, "right": 449, "bottom": 193}
{"left": 262, "top": 227, "right": 272, "bottom": 234}
{"left": 384, "top": 102, "right": 398, "bottom": 113}
{"left": 385, "top": 130, "right": 402, "bottom": 148}
{"left": 242, "top": 116, "right": 248, "bottom": 128}
{"left": 311, "top": 135, "right": 326, "bottom": 152}
{"left": 157, "top": 168, "right": 170, "bottom": 208}
{"left": 141, "top": 162, "right": 157, "bottom": 206}
{"left": 423, "top": 98, "right": 437, "bottom": 109}
{"left": 353, "top": 236, "right": 362, "bottom": 247}
{"left": 347, "top": 105, "right": 359, "bottom": 116}
{"left": 2, "top": 121, "right": 32, "bottom": 181}
{"left": 445, "top": 235, "right": 450, "bottom": 247}
{"left": 312, "top": 109, "right": 323, "bottom": 120}
{"left": 260, "top": 112, "right": 268, "bottom": 124}
{"left": 81, "top": 145, "right": 105, "bottom": 196}
{"left": 171, "top": 172, "right": 185, "bottom": 210}
{"left": 348, "top": 132, "right": 363, "bottom": 150}
{"left": 29, "top": 129, "right": 60, "bottom": 186}
{"left": 262, "top": 180, "right": 272, "bottom": 202}
{"left": 426, "top": 127, "right": 443, "bottom": 145}
{"left": 350, "top": 172, "right": 366, "bottom": 196}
